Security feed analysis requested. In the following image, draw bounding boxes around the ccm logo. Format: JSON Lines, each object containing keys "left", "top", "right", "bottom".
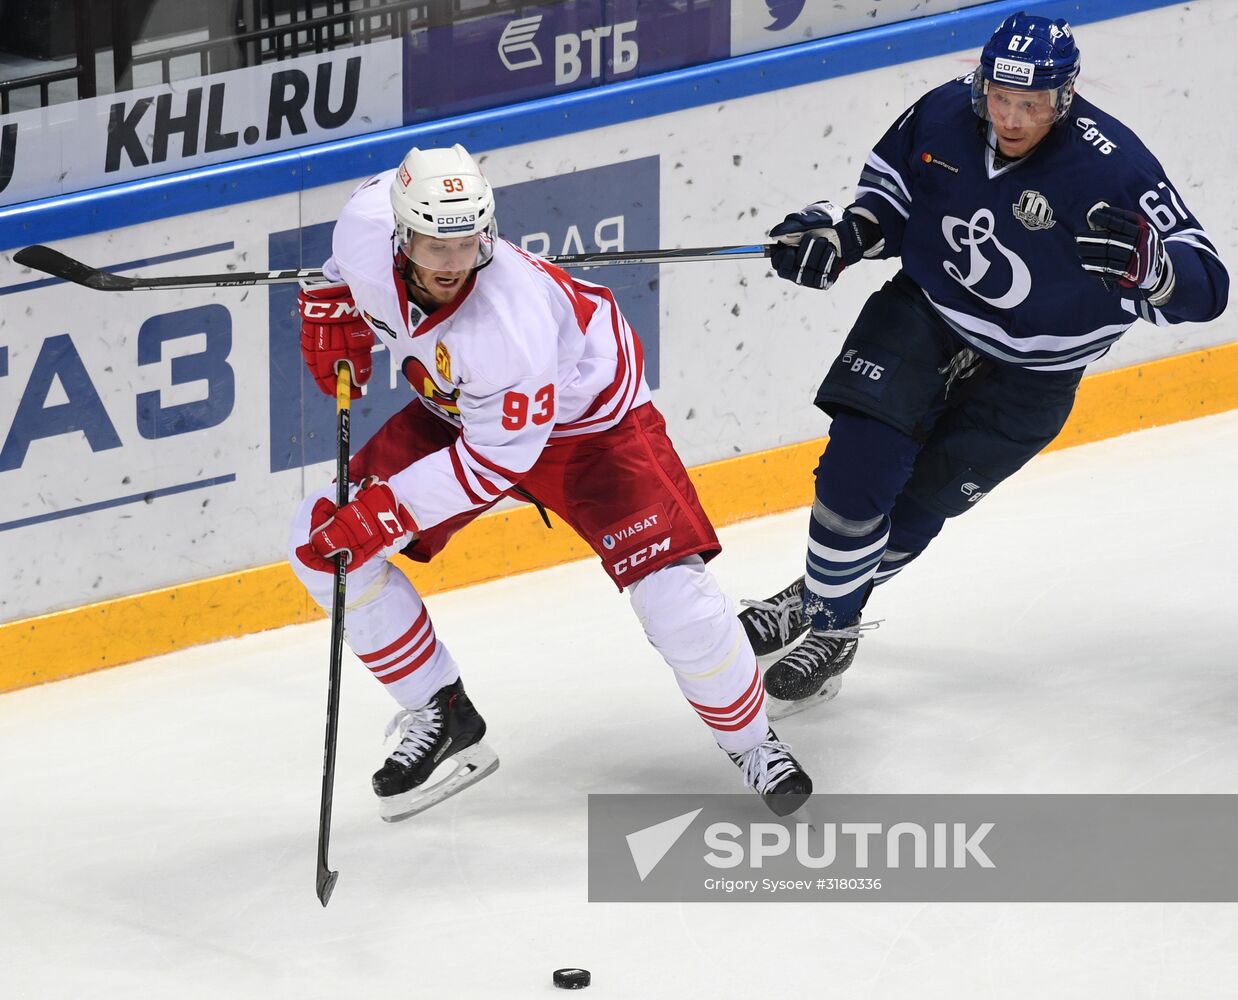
{"left": 612, "top": 537, "right": 671, "bottom": 575}
{"left": 378, "top": 511, "right": 405, "bottom": 535}
{"left": 301, "top": 300, "right": 359, "bottom": 320}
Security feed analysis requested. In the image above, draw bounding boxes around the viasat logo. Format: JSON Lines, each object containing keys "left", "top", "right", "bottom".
{"left": 602, "top": 533, "right": 616, "bottom": 550}
{"left": 765, "top": 0, "right": 804, "bottom": 31}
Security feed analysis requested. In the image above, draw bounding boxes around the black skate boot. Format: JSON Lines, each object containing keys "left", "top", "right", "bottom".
{"left": 727, "top": 728, "right": 813, "bottom": 817}
{"left": 763, "top": 613, "right": 866, "bottom": 721}
{"left": 738, "top": 577, "right": 810, "bottom": 657}
{"left": 373, "top": 678, "right": 499, "bottom": 822}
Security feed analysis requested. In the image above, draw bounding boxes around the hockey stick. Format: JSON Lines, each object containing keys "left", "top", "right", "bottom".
{"left": 315, "top": 365, "right": 352, "bottom": 907}
{"left": 12, "top": 242, "right": 773, "bottom": 291}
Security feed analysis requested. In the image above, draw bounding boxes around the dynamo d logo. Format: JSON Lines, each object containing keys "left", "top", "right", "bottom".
{"left": 498, "top": 15, "right": 543, "bottom": 71}
{"left": 764, "top": 0, "right": 804, "bottom": 31}
{"left": 941, "top": 208, "right": 1032, "bottom": 310}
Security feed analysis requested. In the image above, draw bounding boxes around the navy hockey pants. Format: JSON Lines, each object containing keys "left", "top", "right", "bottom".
{"left": 810, "top": 271, "right": 1083, "bottom": 609}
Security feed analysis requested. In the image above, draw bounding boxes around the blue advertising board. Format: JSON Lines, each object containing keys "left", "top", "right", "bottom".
{"left": 403, "top": 0, "right": 730, "bottom": 124}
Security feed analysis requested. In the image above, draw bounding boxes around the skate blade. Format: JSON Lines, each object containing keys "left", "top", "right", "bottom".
{"left": 765, "top": 676, "right": 842, "bottom": 722}
{"left": 379, "top": 742, "right": 500, "bottom": 823}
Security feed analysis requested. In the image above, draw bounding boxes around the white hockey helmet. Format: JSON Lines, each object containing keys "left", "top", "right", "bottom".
{"left": 390, "top": 144, "right": 497, "bottom": 270}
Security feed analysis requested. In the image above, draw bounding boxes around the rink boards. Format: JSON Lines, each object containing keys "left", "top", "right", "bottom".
{"left": 0, "top": 0, "right": 1233, "bottom": 690}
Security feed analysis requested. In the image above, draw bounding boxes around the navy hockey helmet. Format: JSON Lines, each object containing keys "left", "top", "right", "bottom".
{"left": 972, "top": 12, "right": 1080, "bottom": 124}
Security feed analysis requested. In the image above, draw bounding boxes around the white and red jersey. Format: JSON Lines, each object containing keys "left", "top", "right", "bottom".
{"left": 323, "top": 169, "right": 651, "bottom": 533}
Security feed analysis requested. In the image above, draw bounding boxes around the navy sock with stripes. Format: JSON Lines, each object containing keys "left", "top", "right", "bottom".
{"left": 802, "top": 410, "right": 921, "bottom": 627}
{"left": 803, "top": 501, "right": 889, "bottom": 629}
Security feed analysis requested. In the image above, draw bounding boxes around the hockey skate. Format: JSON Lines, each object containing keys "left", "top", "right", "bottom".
{"left": 763, "top": 614, "right": 868, "bottom": 722}
{"left": 728, "top": 728, "right": 812, "bottom": 817}
{"left": 738, "top": 577, "right": 810, "bottom": 658}
{"left": 373, "top": 678, "right": 499, "bottom": 822}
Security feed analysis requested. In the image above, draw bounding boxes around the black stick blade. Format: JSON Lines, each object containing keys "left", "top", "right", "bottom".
{"left": 316, "top": 867, "right": 338, "bottom": 907}
{"left": 13, "top": 244, "right": 138, "bottom": 290}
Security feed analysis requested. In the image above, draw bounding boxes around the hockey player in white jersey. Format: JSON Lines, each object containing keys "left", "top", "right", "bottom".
{"left": 289, "top": 144, "right": 811, "bottom": 819}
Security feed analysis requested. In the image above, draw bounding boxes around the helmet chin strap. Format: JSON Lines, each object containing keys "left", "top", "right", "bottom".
{"left": 392, "top": 236, "right": 497, "bottom": 311}
{"left": 977, "top": 118, "right": 1009, "bottom": 159}
{"left": 975, "top": 117, "right": 1051, "bottom": 165}
{"left": 394, "top": 245, "right": 437, "bottom": 307}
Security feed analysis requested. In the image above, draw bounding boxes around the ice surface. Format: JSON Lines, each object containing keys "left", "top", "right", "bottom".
{"left": 3, "top": 413, "right": 1237, "bottom": 998}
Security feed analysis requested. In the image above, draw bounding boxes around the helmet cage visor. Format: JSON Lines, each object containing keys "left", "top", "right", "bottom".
{"left": 395, "top": 219, "right": 498, "bottom": 272}
{"left": 972, "top": 76, "right": 1072, "bottom": 126}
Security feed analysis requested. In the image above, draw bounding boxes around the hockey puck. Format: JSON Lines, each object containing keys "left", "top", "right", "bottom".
{"left": 553, "top": 968, "right": 591, "bottom": 989}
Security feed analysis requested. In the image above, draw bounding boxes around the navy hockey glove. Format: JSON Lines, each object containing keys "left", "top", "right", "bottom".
{"left": 768, "top": 201, "right": 871, "bottom": 291}
{"left": 1076, "top": 202, "right": 1176, "bottom": 307}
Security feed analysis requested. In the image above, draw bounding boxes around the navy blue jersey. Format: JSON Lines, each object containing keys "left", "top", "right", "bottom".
{"left": 851, "top": 78, "right": 1228, "bottom": 370}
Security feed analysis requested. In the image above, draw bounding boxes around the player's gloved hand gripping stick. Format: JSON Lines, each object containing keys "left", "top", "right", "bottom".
{"left": 768, "top": 200, "right": 880, "bottom": 290}
{"left": 296, "top": 479, "right": 419, "bottom": 573}
{"left": 298, "top": 278, "right": 374, "bottom": 400}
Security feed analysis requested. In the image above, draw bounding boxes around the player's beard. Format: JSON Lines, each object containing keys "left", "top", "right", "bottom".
{"left": 395, "top": 249, "right": 469, "bottom": 311}
{"left": 410, "top": 264, "right": 469, "bottom": 308}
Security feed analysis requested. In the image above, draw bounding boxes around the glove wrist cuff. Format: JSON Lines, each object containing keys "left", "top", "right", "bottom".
{"left": 846, "top": 206, "right": 885, "bottom": 259}
{"left": 365, "top": 476, "right": 420, "bottom": 536}
{"left": 299, "top": 277, "right": 350, "bottom": 295}
{"left": 1146, "top": 253, "right": 1176, "bottom": 307}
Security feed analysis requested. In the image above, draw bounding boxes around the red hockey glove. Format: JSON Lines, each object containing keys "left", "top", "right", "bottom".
{"left": 298, "top": 279, "right": 374, "bottom": 399}
{"left": 295, "top": 479, "right": 419, "bottom": 573}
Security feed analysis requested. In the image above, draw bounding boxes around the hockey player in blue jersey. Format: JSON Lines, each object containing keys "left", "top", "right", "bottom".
{"left": 739, "top": 11, "right": 1229, "bottom": 719}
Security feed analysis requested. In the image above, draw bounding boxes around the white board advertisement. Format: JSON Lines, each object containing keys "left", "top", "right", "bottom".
{"left": 728, "top": 0, "right": 991, "bottom": 57}
{"left": 0, "top": 39, "right": 404, "bottom": 206}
